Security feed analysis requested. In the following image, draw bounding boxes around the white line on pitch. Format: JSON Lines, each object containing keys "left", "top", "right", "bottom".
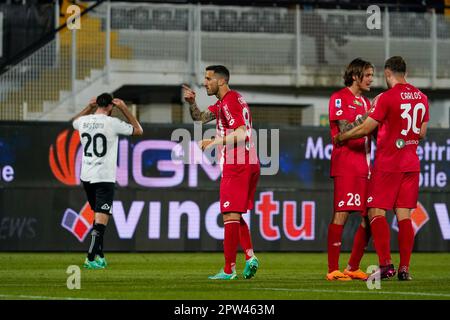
{"left": 251, "top": 287, "right": 450, "bottom": 298}
{"left": 0, "top": 294, "right": 100, "bottom": 300}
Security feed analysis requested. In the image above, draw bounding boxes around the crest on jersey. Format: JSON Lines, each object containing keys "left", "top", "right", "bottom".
{"left": 335, "top": 99, "right": 342, "bottom": 108}
{"left": 353, "top": 99, "right": 363, "bottom": 106}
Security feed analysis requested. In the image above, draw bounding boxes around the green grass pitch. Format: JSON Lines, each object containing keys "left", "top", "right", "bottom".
{"left": 1, "top": 252, "right": 449, "bottom": 300}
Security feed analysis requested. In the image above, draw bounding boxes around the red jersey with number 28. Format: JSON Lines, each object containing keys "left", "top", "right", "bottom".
{"left": 369, "top": 83, "right": 429, "bottom": 172}
{"left": 329, "top": 87, "right": 371, "bottom": 177}
{"left": 208, "top": 90, "right": 258, "bottom": 175}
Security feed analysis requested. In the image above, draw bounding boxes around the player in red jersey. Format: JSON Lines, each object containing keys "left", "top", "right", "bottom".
{"left": 326, "top": 58, "right": 374, "bottom": 281}
{"left": 183, "top": 65, "right": 260, "bottom": 280}
{"left": 335, "top": 56, "right": 429, "bottom": 281}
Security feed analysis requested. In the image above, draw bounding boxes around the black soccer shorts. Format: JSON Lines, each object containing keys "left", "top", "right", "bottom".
{"left": 82, "top": 181, "right": 115, "bottom": 215}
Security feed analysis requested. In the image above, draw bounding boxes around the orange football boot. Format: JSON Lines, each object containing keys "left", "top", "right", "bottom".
{"left": 344, "top": 268, "right": 368, "bottom": 280}
{"left": 326, "top": 270, "right": 352, "bottom": 281}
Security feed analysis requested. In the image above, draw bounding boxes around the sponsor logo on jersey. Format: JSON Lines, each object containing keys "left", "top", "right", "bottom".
{"left": 348, "top": 105, "right": 356, "bottom": 109}
{"left": 222, "top": 104, "right": 236, "bottom": 126}
{"left": 238, "top": 96, "right": 248, "bottom": 106}
{"left": 353, "top": 99, "right": 363, "bottom": 106}
{"left": 395, "top": 138, "right": 406, "bottom": 149}
{"left": 49, "top": 129, "right": 80, "bottom": 186}
{"left": 336, "top": 110, "right": 343, "bottom": 116}
{"left": 335, "top": 99, "right": 342, "bottom": 108}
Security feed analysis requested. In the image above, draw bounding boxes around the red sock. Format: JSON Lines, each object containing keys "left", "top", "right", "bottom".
{"left": 398, "top": 219, "right": 414, "bottom": 269}
{"left": 224, "top": 220, "right": 240, "bottom": 274}
{"left": 347, "top": 224, "right": 371, "bottom": 271}
{"left": 327, "top": 223, "right": 343, "bottom": 273}
{"left": 239, "top": 217, "right": 254, "bottom": 260}
{"left": 370, "top": 216, "right": 392, "bottom": 266}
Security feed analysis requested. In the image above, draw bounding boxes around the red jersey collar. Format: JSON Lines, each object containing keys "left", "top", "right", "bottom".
{"left": 219, "top": 89, "right": 233, "bottom": 102}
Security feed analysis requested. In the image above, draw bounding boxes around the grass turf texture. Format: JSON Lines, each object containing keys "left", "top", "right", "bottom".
{"left": 0, "top": 253, "right": 449, "bottom": 300}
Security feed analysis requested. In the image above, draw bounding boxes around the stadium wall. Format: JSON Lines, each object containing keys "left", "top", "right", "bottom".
{"left": 0, "top": 122, "right": 449, "bottom": 252}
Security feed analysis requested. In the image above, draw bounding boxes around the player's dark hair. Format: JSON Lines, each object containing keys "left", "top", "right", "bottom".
{"left": 96, "top": 93, "right": 113, "bottom": 108}
{"left": 384, "top": 56, "right": 406, "bottom": 75}
{"left": 343, "top": 58, "right": 374, "bottom": 87}
{"left": 206, "top": 65, "right": 230, "bottom": 83}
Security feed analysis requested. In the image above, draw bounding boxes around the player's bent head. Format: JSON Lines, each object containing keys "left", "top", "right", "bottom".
{"left": 384, "top": 56, "right": 406, "bottom": 76}
{"left": 343, "top": 58, "right": 374, "bottom": 87}
{"left": 96, "top": 93, "right": 113, "bottom": 108}
{"left": 205, "top": 65, "right": 230, "bottom": 83}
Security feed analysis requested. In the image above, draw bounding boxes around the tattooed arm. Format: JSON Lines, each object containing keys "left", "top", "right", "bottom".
{"left": 189, "top": 102, "right": 216, "bottom": 124}
{"left": 337, "top": 109, "right": 372, "bottom": 133}
{"left": 183, "top": 84, "right": 216, "bottom": 124}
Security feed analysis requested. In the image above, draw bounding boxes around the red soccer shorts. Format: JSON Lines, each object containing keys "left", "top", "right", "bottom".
{"left": 220, "top": 164, "right": 260, "bottom": 214}
{"left": 333, "top": 176, "right": 368, "bottom": 213}
{"left": 366, "top": 170, "right": 419, "bottom": 210}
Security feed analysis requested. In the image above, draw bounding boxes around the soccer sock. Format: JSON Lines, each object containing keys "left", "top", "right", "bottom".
{"left": 223, "top": 220, "right": 240, "bottom": 274}
{"left": 347, "top": 224, "right": 371, "bottom": 271}
{"left": 239, "top": 217, "right": 254, "bottom": 260}
{"left": 98, "top": 234, "right": 105, "bottom": 259}
{"left": 87, "top": 223, "right": 106, "bottom": 261}
{"left": 370, "top": 216, "right": 392, "bottom": 266}
{"left": 398, "top": 219, "right": 414, "bottom": 269}
{"left": 327, "top": 223, "right": 344, "bottom": 273}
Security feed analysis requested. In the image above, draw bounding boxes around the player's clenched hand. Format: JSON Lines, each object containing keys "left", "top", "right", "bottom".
{"left": 112, "top": 98, "right": 126, "bottom": 109}
{"left": 88, "top": 97, "right": 97, "bottom": 108}
{"left": 199, "top": 138, "right": 216, "bottom": 151}
{"left": 182, "top": 84, "right": 196, "bottom": 105}
{"left": 333, "top": 134, "right": 343, "bottom": 146}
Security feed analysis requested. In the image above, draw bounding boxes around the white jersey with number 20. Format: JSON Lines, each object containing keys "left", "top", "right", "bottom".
{"left": 73, "top": 114, "right": 133, "bottom": 183}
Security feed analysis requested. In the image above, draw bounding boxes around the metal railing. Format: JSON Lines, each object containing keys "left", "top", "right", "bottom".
{"left": 1, "top": 2, "right": 450, "bottom": 121}
{"left": 0, "top": 1, "right": 107, "bottom": 120}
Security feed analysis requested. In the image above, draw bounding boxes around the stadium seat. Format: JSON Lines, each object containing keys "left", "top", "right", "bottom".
{"left": 240, "top": 11, "right": 259, "bottom": 33}
{"left": 437, "top": 18, "right": 450, "bottom": 39}
{"left": 260, "top": 10, "right": 282, "bottom": 33}
{"left": 153, "top": 9, "right": 173, "bottom": 30}
{"left": 133, "top": 8, "right": 151, "bottom": 30}
{"left": 326, "top": 14, "right": 347, "bottom": 36}
{"left": 111, "top": 8, "right": 129, "bottom": 29}
{"left": 218, "top": 9, "right": 238, "bottom": 32}
{"left": 347, "top": 15, "right": 369, "bottom": 36}
{"left": 201, "top": 10, "right": 218, "bottom": 31}
{"left": 413, "top": 15, "right": 430, "bottom": 38}
{"left": 173, "top": 9, "right": 188, "bottom": 31}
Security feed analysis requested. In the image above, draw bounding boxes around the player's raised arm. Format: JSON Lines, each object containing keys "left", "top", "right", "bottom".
{"left": 71, "top": 97, "right": 97, "bottom": 122}
{"left": 112, "top": 98, "right": 143, "bottom": 136}
{"left": 182, "top": 84, "right": 216, "bottom": 124}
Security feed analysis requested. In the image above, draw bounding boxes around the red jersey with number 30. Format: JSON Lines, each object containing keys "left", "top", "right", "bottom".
{"left": 369, "top": 83, "right": 429, "bottom": 172}
{"left": 208, "top": 90, "right": 258, "bottom": 175}
{"left": 329, "top": 87, "right": 371, "bottom": 177}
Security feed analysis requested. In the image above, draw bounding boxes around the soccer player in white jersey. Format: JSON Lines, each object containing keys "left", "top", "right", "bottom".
{"left": 72, "top": 93, "right": 143, "bottom": 269}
